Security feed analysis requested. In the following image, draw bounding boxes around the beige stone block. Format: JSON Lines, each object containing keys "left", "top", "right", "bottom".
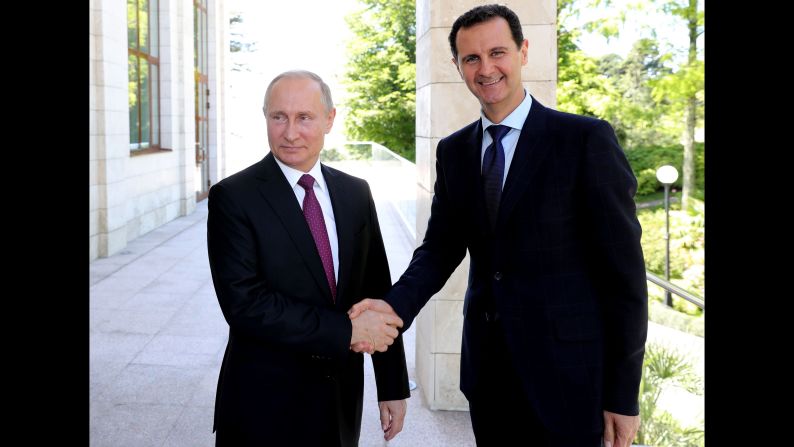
{"left": 97, "top": 208, "right": 108, "bottom": 234}
{"left": 90, "top": 108, "right": 101, "bottom": 135}
{"left": 430, "top": 0, "right": 488, "bottom": 28}
{"left": 414, "top": 317, "right": 435, "bottom": 406}
{"left": 415, "top": 137, "right": 432, "bottom": 191}
{"left": 89, "top": 184, "right": 99, "bottom": 212}
{"left": 434, "top": 299, "right": 464, "bottom": 353}
{"left": 416, "top": 31, "right": 431, "bottom": 89}
{"left": 105, "top": 180, "right": 127, "bottom": 209}
{"left": 164, "top": 201, "right": 180, "bottom": 222}
{"left": 430, "top": 83, "right": 481, "bottom": 138}
{"left": 431, "top": 0, "right": 554, "bottom": 28}
{"left": 89, "top": 208, "right": 100, "bottom": 238}
{"left": 106, "top": 202, "right": 127, "bottom": 232}
{"left": 416, "top": 0, "right": 431, "bottom": 38}
{"left": 415, "top": 186, "right": 433, "bottom": 244}
{"left": 107, "top": 109, "right": 130, "bottom": 142}
{"left": 511, "top": 0, "right": 557, "bottom": 25}
{"left": 428, "top": 28, "right": 460, "bottom": 84}
{"left": 416, "top": 85, "right": 431, "bottom": 138}
{"left": 138, "top": 210, "right": 157, "bottom": 237}
{"left": 416, "top": 298, "right": 436, "bottom": 353}
{"left": 97, "top": 232, "right": 107, "bottom": 258}
{"left": 434, "top": 353, "right": 468, "bottom": 410}
{"left": 523, "top": 24, "right": 557, "bottom": 81}
{"left": 106, "top": 225, "right": 128, "bottom": 257}
{"left": 526, "top": 80, "right": 557, "bottom": 108}
{"left": 89, "top": 159, "right": 99, "bottom": 186}
{"left": 89, "top": 235, "right": 99, "bottom": 262}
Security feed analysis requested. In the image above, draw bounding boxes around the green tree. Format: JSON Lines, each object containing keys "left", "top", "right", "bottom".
{"left": 343, "top": 0, "right": 416, "bottom": 160}
{"left": 650, "top": 0, "right": 704, "bottom": 210}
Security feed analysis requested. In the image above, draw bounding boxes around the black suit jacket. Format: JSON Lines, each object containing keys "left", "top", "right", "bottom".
{"left": 386, "top": 98, "right": 648, "bottom": 435}
{"left": 207, "top": 153, "right": 409, "bottom": 446}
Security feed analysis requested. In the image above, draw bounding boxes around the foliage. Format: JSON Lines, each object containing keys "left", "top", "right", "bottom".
{"left": 343, "top": 0, "right": 416, "bottom": 161}
{"left": 637, "top": 200, "right": 704, "bottom": 315}
{"left": 627, "top": 142, "right": 704, "bottom": 196}
{"left": 637, "top": 343, "right": 704, "bottom": 447}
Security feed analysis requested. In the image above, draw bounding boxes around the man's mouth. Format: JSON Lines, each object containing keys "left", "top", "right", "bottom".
{"left": 478, "top": 76, "right": 504, "bottom": 86}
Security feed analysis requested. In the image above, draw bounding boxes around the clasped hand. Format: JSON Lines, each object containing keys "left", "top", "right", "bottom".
{"left": 348, "top": 298, "right": 402, "bottom": 354}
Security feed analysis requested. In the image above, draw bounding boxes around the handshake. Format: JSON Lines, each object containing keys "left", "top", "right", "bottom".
{"left": 348, "top": 298, "right": 403, "bottom": 354}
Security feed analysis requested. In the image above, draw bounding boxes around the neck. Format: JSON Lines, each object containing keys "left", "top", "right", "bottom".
{"left": 481, "top": 91, "right": 525, "bottom": 124}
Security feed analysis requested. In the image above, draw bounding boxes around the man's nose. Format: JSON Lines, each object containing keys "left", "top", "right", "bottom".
{"left": 284, "top": 120, "right": 299, "bottom": 140}
{"left": 478, "top": 57, "right": 496, "bottom": 77}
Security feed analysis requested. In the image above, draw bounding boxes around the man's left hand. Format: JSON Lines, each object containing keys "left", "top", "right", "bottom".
{"left": 378, "top": 399, "right": 407, "bottom": 441}
{"left": 602, "top": 410, "right": 639, "bottom": 447}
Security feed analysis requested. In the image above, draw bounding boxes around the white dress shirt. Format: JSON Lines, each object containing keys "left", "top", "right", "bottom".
{"left": 480, "top": 89, "right": 533, "bottom": 188}
{"left": 273, "top": 156, "right": 339, "bottom": 282}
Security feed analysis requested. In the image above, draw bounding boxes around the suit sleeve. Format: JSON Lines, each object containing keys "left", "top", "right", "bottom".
{"left": 207, "top": 182, "right": 351, "bottom": 360}
{"left": 359, "top": 184, "right": 411, "bottom": 401}
{"left": 385, "top": 140, "right": 468, "bottom": 330}
{"left": 582, "top": 120, "right": 649, "bottom": 416}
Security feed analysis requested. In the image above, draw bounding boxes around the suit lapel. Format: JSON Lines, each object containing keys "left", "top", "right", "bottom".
{"left": 255, "top": 153, "right": 334, "bottom": 302}
{"left": 497, "top": 97, "right": 553, "bottom": 228}
{"left": 322, "top": 165, "right": 352, "bottom": 309}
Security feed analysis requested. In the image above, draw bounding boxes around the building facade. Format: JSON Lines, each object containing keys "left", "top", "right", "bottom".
{"left": 90, "top": 0, "right": 229, "bottom": 260}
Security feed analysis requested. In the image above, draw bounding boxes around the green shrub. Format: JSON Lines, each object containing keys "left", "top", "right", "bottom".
{"left": 625, "top": 142, "right": 704, "bottom": 195}
{"left": 637, "top": 343, "right": 704, "bottom": 447}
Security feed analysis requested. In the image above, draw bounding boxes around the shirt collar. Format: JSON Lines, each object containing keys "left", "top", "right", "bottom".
{"left": 481, "top": 89, "right": 533, "bottom": 135}
{"left": 273, "top": 155, "right": 327, "bottom": 193}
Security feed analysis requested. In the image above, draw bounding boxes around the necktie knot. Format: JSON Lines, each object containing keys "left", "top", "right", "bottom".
{"left": 298, "top": 174, "right": 315, "bottom": 191}
{"left": 487, "top": 124, "right": 510, "bottom": 143}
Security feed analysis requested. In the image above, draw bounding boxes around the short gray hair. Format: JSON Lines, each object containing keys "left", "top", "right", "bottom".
{"left": 262, "top": 70, "right": 334, "bottom": 115}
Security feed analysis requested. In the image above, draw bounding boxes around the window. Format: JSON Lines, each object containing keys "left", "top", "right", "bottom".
{"left": 128, "top": 0, "right": 160, "bottom": 153}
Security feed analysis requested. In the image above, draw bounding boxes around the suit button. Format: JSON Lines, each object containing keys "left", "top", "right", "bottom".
{"left": 494, "top": 272, "right": 503, "bottom": 281}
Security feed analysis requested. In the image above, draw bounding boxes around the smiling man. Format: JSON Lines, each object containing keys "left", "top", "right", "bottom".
{"left": 207, "top": 70, "right": 409, "bottom": 446}
{"left": 350, "top": 4, "right": 649, "bottom": 447}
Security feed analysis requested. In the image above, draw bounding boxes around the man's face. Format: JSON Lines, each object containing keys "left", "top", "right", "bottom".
{"left": 453, "top": 17, "right": 528, "bottom": 121}
{"left": 265, "top": 77, "right": 336, "bottom": 172}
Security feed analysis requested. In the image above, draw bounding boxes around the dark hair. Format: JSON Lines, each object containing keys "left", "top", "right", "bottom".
{"left": 448, "top": 4, "right": 524, "bottom": 60}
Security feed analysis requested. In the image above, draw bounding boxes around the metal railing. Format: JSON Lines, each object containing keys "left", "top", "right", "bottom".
{"left": 646, "top": 271, "right": 704, "bottom": 310}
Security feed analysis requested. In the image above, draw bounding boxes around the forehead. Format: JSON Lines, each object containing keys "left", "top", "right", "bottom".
{"left": 456, "top": 17, "right": 514, "bottom": 52}
{"left": 267, "top": 77, "right": 324, "bottom": 111}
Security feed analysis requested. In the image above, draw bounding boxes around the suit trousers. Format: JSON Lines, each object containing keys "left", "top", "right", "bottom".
{"left": 467, "top": 315, "right": 603, "bottom": 447}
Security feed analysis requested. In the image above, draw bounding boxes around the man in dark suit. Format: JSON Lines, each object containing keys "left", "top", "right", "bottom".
{"left": 207, "top": 70, "right": 409, "bottom": 446}
{"left": 351, "top": 4, "right": 648, "bottom": 447}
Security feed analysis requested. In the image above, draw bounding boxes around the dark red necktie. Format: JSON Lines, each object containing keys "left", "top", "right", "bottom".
{"left": 297, "top": 174, "right": 337, "bottom": 301}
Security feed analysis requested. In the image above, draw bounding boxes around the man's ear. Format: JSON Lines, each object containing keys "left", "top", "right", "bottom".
{"left": 325, "top": 107, "right": 336, "bottom": 133}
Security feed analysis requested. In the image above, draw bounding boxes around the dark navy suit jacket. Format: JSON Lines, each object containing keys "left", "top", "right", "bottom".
{"left": 386, "top": 98, "right": 648, "bottom": 435}
{"left": 207, "top": 153, "right": 409, "bottom": 446}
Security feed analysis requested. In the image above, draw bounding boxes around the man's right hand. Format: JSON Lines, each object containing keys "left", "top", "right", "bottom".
{"left": 349, "top": 303, "right": 403, "bottom": 354}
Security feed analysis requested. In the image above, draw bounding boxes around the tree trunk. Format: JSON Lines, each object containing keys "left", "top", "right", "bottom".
{"left": 681, "top": 0, "right": 698, "bottom": 210}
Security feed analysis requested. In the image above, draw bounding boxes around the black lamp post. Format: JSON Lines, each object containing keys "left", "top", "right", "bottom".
{"left": 656, "top": 165, "right": 679, "bottom": 307}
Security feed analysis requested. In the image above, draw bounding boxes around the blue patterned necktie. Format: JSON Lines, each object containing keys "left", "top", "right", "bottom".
{"left": 482, "top": 125, "right": 510, "bottom": 228}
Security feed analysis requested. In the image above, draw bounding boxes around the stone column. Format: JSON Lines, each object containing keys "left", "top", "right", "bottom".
{"left": 413, "top": 0, "right": 557, "bottom": 410}
{"left": 90, "top": 0, "right": 131, "bottom": 260}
